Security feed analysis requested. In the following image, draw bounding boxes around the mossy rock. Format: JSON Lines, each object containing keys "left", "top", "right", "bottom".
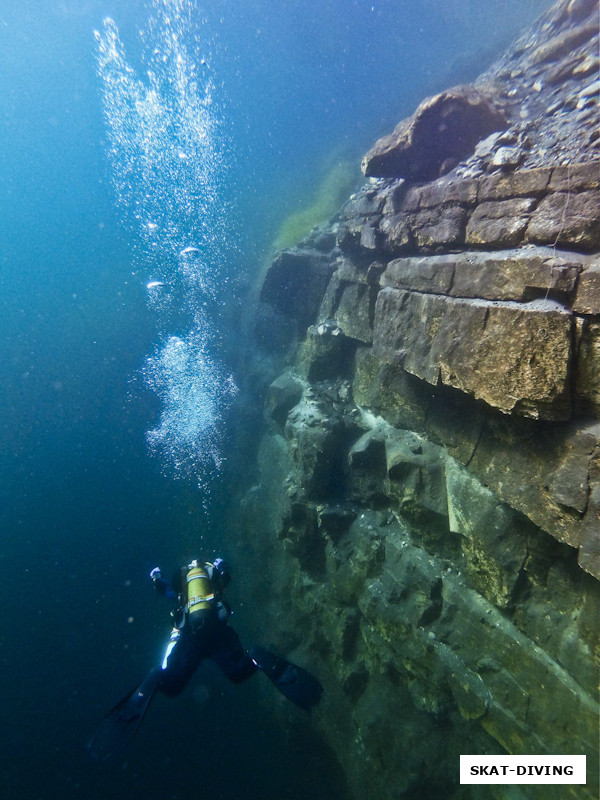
{"left": 273, "top": 159, "right": 359, "bottom": 251}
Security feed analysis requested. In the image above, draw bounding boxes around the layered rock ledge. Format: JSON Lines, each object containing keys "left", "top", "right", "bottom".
{"left": 234, "top": 2, "right": 600, "bottom": 799}
{"left": 258, "top": 152, "right": 600, "bottom": 575}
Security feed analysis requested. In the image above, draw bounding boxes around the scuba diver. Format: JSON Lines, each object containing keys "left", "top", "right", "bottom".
{"left": 88, "top": 557, "right": 323, "bottom": 761}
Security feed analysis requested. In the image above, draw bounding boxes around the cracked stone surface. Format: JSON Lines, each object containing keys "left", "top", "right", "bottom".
{"left": 237, "top": 3, "right": 600, "bottom": 799}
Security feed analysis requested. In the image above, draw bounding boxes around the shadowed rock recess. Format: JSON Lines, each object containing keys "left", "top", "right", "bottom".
{"left": 232, "top": 2, "right": 599, "bottom": 798}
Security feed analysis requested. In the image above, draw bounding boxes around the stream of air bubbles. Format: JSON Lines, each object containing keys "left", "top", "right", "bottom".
{"left": 95, "top": 0, "right": 237, "bottom": 487}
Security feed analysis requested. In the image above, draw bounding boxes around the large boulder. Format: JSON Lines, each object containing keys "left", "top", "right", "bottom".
{"left": 372, "top": 287, "right": 573, "bottom": 420}
{"left": 362, "top": 85, "right": 507, "bottom": 181}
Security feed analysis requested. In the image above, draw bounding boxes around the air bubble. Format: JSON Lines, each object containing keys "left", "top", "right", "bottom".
{"left": 95, "top": 1, "right": 235, "bottom": 487}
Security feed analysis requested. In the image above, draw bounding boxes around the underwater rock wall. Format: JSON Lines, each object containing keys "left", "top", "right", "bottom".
{"left": 234, "top": 2, "right": 599, "bottom": 798}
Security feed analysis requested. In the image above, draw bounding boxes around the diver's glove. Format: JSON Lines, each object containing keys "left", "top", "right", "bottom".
{"left": 150, "top": 567, "right": 178, "bottom": 601}
{"left": 212, "top": 557, "right": 231, "bottom": 587}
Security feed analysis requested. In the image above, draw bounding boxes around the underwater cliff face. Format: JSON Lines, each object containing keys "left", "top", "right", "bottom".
{"left": 235, "top": 1, "right": 600, "bottom": 798}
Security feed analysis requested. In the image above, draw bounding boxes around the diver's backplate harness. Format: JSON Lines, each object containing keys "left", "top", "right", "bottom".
{"left": 160, "top": 560, "right": 227, "bottom": 670}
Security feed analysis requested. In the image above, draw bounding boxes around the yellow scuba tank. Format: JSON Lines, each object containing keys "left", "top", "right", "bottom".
{"left": 185, "top": 560, "right": 215, "bottom": 631}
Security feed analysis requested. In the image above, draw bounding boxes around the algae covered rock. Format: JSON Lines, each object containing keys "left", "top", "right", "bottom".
{"left": 239, "top": 3, "right": 600, "bottom": 799}
{"left": 527, "top": 190, "right": 600, "bottom": 251}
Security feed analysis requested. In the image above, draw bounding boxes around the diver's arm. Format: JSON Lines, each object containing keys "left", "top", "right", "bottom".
{"left": 207, "top": 559, "right": 232, "bottom": 622}
{"left": 211, "top": 557, "right": 231, "bottom": 587}
{"left": 149, "top": 567, "right": 178, "bottom": 601}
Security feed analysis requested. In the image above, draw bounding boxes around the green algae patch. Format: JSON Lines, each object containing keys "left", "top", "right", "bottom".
{"left": 272, "top": 159, "right": 358, "bottom": 252}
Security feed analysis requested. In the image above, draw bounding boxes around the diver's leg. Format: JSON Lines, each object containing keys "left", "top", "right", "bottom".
{"left": 209, "top": 624, "right": 257, "bottom": 684}
{"left": 159, "top": 629, "right": 204, "bottom": 697}
{"left": 250, "top": 646, "right": 323, "bottom": 710}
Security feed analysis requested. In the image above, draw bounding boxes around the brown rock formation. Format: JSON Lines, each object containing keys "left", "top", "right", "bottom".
{"left": 236, "top": 2, "right": 600, "bottom": 799}
{"left": 362, "top": 86, "right": 507, "bottom": 181}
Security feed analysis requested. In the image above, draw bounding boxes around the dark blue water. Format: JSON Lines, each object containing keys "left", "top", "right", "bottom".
{"left": 0, "top": 1, "right": 549, "bottom": 797}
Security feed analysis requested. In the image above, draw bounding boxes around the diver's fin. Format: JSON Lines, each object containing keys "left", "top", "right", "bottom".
{"left": 87, "top": 667, "right": 162, "bottom": 762}
{"left": 250, "top": 646, "right": 323, "bottom": 711}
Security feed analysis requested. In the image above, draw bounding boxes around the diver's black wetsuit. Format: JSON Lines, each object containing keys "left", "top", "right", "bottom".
{"left": 152, "top": 564, "right": 256, "bottom": 696}
{"left": 159, "top": 622, "right": 256, "bottom": 694}
{"left": 88, "top": 558, "right": 322, "bottom": 762}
